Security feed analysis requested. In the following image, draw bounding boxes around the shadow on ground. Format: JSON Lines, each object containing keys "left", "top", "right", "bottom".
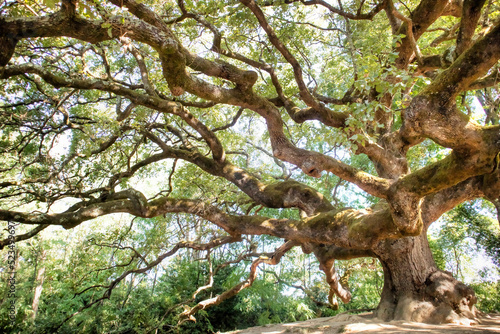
{"left": 223, "top": 312, "right": 500, "bottom": 334}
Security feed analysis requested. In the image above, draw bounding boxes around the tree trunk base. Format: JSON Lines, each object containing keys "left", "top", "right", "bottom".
{"left": 375, "top": 270, "right": 477, "bottom": 325}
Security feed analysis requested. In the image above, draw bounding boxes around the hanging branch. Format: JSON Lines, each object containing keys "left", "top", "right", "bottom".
{"left": 178, "top": 240, "right": 300, "bottom": 322}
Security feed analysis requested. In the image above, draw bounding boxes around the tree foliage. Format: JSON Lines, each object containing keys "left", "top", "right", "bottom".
{"left": 1, "top": 0, "right": 500, "bottom": 332}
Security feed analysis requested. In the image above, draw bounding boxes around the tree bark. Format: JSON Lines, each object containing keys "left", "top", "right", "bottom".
{"left": 373, "top": 232, "right": 477, "bottom": 324}
{"left": 31, "top": 249, "right": 46, "bottom": 321}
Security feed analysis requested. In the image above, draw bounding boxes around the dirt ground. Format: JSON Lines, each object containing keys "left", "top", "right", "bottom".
{"left": 223, "top": 312, "right": 500, "bottom": 334}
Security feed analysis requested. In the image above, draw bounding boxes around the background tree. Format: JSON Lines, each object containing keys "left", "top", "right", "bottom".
{"left": 1, "top": 0, "right": 500, "bottom": 331}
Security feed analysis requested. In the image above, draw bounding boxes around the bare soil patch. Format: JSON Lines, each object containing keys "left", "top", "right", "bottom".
{"left": 223, "top": 312, "right": 500, "bottom": 334}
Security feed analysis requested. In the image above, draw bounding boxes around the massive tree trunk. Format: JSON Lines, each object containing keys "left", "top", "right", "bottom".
{"left": 373, "top": 231, "right": 477, "bottom": 324}
{"left": 1, "top": 1, "right": 499, "bottom": 330}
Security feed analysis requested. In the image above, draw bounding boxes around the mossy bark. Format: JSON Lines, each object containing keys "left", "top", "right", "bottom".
{"left": 373, "top": 233, "right": 477, "bottom": 324}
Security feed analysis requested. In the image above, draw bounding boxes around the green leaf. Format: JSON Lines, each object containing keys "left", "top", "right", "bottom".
{"left": 43, "top": 0, "right": 58, "bottom": 9}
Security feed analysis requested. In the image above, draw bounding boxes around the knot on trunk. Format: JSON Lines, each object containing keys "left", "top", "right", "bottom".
{"left": 425, "top": 271, "right": 477, "bottom": 320}
{"left": 387, "top": 190, "right": 423, "bottom": 236}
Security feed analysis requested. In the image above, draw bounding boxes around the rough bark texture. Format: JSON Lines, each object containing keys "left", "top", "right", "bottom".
{"left": 0, "top": 0, "right": 499, "bottom": 327}
{"left": 374, "top": 233, "right": 477, "bottom": 324}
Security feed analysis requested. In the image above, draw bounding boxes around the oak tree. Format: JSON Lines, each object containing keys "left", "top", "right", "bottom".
{"left": 1, "top": 0, "right": 499, "bottom": 326}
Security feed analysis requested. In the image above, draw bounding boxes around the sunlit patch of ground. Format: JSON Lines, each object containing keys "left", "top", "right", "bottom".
{"left": 223, "top": 312, "right": 500, "bottom": 334}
